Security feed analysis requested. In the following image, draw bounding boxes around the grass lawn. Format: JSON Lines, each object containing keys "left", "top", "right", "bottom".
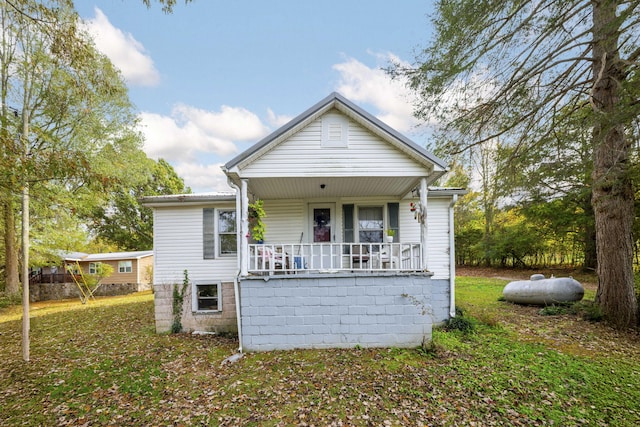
{"left": 1, "top": 277, "right": 639, "bottom": 426}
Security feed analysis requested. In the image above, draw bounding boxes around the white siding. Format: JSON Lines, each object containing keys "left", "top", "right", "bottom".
{"left": 153, "top": 205, "right": 238, "bottom": 285}
{"left": 399, "top": 197, "right": 452, "bottom": 280}
{"left": 262, "top": 199, "right": 306, "bottom": 243}
{"left": 152, "top": 196, "right": 453, "bottom": 283}
{"left": 242, "top": 111, "right": 430, "bottom": 178}
{"left": 426, "top": 198, "right": 452, "bottom": 280}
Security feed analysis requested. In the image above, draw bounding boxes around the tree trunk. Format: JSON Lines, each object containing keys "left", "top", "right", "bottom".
{"left": 582, "top": 194, "right": 597, "bottom": 271}
{"left": 3, "top": 198, "right": 19, "bottom": 295}
{"left": 591, "top": 1, "right": 638, "bottom": 329}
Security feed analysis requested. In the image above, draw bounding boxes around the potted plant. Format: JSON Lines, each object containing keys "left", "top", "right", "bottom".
{"left": 248, "top": 199, "right": 266, "bottom": 243}
{"left": 386, "top": 229, "right": 396, "bottom": 243}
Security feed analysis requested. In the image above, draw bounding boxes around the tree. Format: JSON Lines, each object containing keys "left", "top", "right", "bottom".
{"left": 396, "top": 0, "right": 640, "bottom": 328}
{"left": 1, "top": 1, "right": 21, "bottom": 296}
{"left": 90, "top": 158, "right": 190, "bottom": 250}
{"left": 1, "top": 0, "right": 146, "bottom": 360}
{"left": 506, "top": 106, "right": 597, "bottom": 269}
{"left": 142, "top": 0, "right": 192, "bottom": 12}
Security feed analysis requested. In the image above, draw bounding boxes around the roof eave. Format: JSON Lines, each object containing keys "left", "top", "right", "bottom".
{"left": 140, "top": 193, "right": 236, "bottom": 208}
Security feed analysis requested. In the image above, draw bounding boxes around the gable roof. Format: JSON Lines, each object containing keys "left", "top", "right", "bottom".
{"left": 223, "top": 92, "right": 448, "bottom": 173}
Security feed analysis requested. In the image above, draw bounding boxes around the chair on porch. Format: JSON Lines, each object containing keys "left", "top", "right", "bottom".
{"left": 350, "top": 245, "right": 370, "bottom": 268}
{"left": 379, "top": 246, "right": 399, "bottom": 269}
{"left": 257, "top": 246, "right": 289, "bottom": 272}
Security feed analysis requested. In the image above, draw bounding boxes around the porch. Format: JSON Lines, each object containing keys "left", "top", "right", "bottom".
{"left": 247, "top": 242, "right": 423, "bottom": 275}
{"left": 29, "top": 271, "right": 78, "bottom": 285}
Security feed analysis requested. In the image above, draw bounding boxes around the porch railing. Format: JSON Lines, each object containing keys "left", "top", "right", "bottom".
{"left": 29, "top": 272, "right": 79, "bottom": 285}
{"left": 248, "top": 242, "right": 423, "bottom": 275}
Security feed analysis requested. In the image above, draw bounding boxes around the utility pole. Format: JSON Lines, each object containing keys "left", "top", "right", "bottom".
{"left": 16, "top": 107, "right": 29, "bottom": 362}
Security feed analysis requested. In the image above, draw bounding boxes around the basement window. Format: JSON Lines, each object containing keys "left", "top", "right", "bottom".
{"left": 193, "top": 283, "right": 222, "bottom": 312}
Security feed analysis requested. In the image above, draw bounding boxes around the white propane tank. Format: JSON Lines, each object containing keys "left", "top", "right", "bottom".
{"left": 503, "top": 274, "right": 584, "bottom": 305}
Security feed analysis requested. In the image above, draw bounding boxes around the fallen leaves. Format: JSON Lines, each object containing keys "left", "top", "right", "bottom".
{"left": 1, "top": 286, "right": 639, "bottom": 426}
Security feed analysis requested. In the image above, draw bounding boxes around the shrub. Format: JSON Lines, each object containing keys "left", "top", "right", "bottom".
{"left": 539, "top": 305, "right": 571, "bottom": 316}
{"left": 0, "top": 291, "right": 21, "bottom": 309}
{"left": 444, "top": 315, "right": 476, "bottom": 334}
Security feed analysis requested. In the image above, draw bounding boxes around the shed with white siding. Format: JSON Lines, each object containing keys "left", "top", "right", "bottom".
{"left": 143, "top": 93, "right": 465, "bottom": 351}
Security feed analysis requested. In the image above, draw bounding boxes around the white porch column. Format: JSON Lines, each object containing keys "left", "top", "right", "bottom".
{"left": 420, "top": 178, "right": 428, "bottom": 271}
{"left": 240, "top": 179, "right": 249, "bottom": 276}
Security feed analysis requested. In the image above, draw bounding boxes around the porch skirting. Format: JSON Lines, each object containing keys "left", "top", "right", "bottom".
{"left": 240, "top": 272, "right": 447, "bottom": 352}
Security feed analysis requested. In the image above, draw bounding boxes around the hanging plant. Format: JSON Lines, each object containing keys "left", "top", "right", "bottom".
{"left": 409, "top": 202, "right": 424, "bottom": 223}
{"left": 248, "top": 199, "right": 266, "bottom": 243}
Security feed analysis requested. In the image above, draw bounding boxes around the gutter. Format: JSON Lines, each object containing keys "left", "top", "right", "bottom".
{"left": 227, "top": 178, "right": 243, "bottom": 354}
{"left": 449, "top": 194, "right": 459, "bottom": 318}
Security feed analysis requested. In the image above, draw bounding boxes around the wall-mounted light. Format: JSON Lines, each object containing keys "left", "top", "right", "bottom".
{"left": 320, "top": 184, "right": 326, "bottom": 189}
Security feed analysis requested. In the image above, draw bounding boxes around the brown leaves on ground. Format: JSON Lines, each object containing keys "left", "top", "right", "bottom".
{"left": 459, "top": 266, "right": 640, "bottom": 360}
{"left": 1, "top": 279, "right": 639, "bottom": 426}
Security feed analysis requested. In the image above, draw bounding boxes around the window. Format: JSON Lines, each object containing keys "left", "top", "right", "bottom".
{"left": 218, "top": 210, "right": 237, "bottom": 255}
{"left": 89, "top": 262, "right": 101, "bottom": 274}
{"left": 193, "top": 283, "right": 221, "bottom": 312}
{"left": 203, "top": 208, "right": 237, "bottom": 259}
{"left": 342, "top": 204, "right": 354, "bottom": 243}
{"left": 387, "top": 203, "right": 400, "bottom": 242}
{"left": 118, "top": 260, "right": 132, "bottom": 273}
{"left": 358, "top": 206, "right": 384, "bottom": 243}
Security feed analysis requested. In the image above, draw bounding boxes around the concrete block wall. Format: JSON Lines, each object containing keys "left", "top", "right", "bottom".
{"left": 153, "top": 283, "right": 175, "bottom": 333}
{"left": 431, "top": 279, "right": 452, "bottom": 324}
{"left": 240, "top": 273, "right": 441, "bottom": 352}
{"left": 154, "top": 282, "right": 237, "bottom": 334}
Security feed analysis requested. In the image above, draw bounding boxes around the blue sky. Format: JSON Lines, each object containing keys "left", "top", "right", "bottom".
{"left": 75, "top": 1, "right": 436, "bottom": 193}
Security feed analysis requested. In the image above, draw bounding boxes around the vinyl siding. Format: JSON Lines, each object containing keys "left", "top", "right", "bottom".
{"left": 153, "top": 204, "right": 238, "bottom": 285}
{"left": 396, "top": 197, "right": 451, "bottom": 280}
{"left": 241, "top": 111, "right": 430, "bottom": 178}
{"left": 138, "top": 255, "right": 154, "bottom": 284}
{"left": 262, "top": 199, "right": 306, "bottom": 243}
{"left": 426, "top": 198, "right": 452, "bottom": 280}
{"left": 76, "top": 258, "right": 151, "bottom": 285}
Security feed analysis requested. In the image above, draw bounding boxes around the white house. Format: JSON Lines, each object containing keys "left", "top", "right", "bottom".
{"left": 142, "top": 93, "right": 465, "bottom": 352}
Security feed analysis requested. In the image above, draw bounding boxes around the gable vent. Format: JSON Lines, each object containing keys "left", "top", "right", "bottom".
{"left": 322, "top": 115, "right": 349, "bottom": 147}
{"left": 328, "top": 123, "right": 343, "bottom": 141}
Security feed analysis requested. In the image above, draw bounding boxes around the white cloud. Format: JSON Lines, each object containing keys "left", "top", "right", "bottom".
{"left": 139, "top": 104, "right": 269, "bottom": 163}
{"left": 82, "top": 8, "right": 160, "bottom": 86}
{"left": 266, "top": 108, "right": 293, "bottom": 128}
{"left": 172, "top": 104, "right": 269, "bottom": 142}
{"left": 332, "top": 53, "right": 422, "bottom": 133}
{"left": 173, "top": 162, "right": 234, "bottom": 193}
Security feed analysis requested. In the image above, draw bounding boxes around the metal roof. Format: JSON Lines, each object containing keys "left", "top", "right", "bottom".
{"left": 140, "top": 192, "right": 236, "bottom": 207}
{"left": 62, "top": 250, "right": 154, "bottom": 262}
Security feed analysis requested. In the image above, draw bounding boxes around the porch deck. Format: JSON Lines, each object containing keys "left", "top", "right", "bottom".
{"left": 29, "top": 272, "right": 78, "bottom": 285}
{"left": 248, "top": 242, "right": 423, "bottom": 275}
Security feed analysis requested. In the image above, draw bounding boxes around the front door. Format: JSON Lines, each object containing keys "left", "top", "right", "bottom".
{"left": 309, "top": 204, "right": 335, "bottom": 269}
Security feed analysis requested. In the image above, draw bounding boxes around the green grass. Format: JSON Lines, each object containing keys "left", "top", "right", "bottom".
{"left": 1, "top": 281, "right": 639, "bottom": 426}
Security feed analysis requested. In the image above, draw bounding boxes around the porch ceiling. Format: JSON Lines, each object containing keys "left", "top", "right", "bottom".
{"left": 246, "top": 176, "right": 421, "bottom": 200}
